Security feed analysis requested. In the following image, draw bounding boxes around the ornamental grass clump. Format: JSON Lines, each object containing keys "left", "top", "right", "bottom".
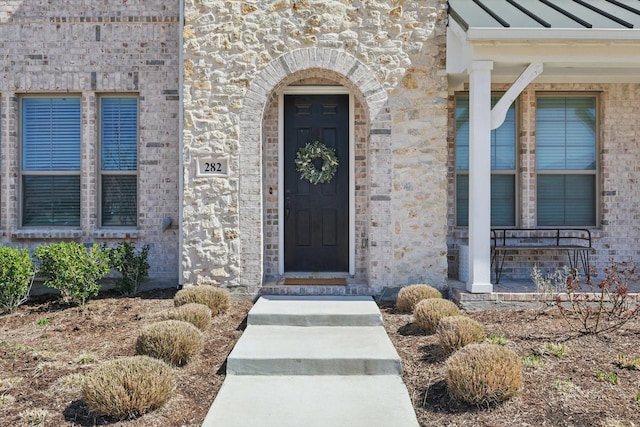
{"left": 136, "top": 320, "right": 204, "bottom": 366}
{"left": 414, "top": 298, "right": 460, "bottom": 333}
{"left": 445, "top": 343, "right": 523, "bottom": 406}
{"left": 436, "top": 315, "right": 485, "bottom": 355}
{"left": 166, "top": 303, "right": 212, "bottom": 331}
{"left": 395, "top": 284, "right": 442, "bottom": 312}
{"left": 81, "top": 356, "right": 176, "bottom": 419}
{"left": 174, "top": 285, "right": 229, "bottom": 315}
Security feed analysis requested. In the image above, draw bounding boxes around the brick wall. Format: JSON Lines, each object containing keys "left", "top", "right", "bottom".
{"left": 0, "top": 2, "right": 180, "bottom": 287}
{"left": 447, "top": 83, "right": 640, "bottom": 282}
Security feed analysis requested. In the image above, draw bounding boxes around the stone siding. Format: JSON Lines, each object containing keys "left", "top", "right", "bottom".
{"left": 183, "top": 0, "right": 450, "bottom": 294}
{"left": 447, "top": 83, "right": 640, "bottom": 282}
{"left": 0, "top": 2, "right": 180, "bottom": 287}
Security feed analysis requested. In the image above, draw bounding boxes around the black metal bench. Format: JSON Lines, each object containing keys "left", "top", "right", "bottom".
{"left": 490, "top": 228, "right": 594, "bottom": 284}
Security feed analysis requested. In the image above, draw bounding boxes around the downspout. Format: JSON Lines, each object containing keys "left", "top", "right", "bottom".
{"left": 177, "top": 0, "right": 185, "bottom": 288}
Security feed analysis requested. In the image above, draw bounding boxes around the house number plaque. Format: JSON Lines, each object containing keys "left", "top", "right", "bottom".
{"left": 196, "top": 156, "right": 229, "bottom": 177}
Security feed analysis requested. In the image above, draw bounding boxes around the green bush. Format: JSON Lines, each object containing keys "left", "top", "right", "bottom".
{"left": 445, "top": 343, "right": 523, "bottom": 406}
{"left": 395, "top": 284, "right": 442, "bottom": 312}
{"left": 414, "top": 298, "right": 460, "bottom": 333}
{"left": 0, "top": 246, "right": 36, "bottom": 314}
{"left": 167, "top": 303, "right": 212, "bottom": 330}
{"left": 136, "top": 320, "right": 204, "bottom": 366}
{"left": 174, "top": 286, "right": 230, "bottom": 315}
{"left": 34, "top": 242, "right": 110, "bottom": 305}
{"left": 436, "top": 315, "right": 485, "bottom": 355}
{"left": 108, "top": 242, "right": 150, "bottom": 296}
{"left": 82, "top": 355, "right": 175, "bottom": 419}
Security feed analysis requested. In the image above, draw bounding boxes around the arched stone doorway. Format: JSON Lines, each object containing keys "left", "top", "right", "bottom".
{"left": 238, "top": 48, "right": 393, "bottom": 293}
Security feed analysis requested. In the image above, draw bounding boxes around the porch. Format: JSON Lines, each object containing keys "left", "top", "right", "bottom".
{"left": 449, "top": 278, "right": 640, "bottom": 312}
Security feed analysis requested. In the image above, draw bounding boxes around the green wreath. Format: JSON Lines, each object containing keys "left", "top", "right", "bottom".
{"left": 294, "top": 141, "right": 339, "bottom": 185}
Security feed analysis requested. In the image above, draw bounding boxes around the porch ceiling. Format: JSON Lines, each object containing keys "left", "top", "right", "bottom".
{"left": 446, "top": 0, "right": 640, "bottom": 87}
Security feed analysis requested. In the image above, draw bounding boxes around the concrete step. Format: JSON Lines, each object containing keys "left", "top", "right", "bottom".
{"left": 247, "top": 295, "right": 383, "bottom": 327}
{"left": 201, "top": 375, "right": 420, "bottom": 427}
{"left": 226, "top": 325, "right": 402, "bottom": 375}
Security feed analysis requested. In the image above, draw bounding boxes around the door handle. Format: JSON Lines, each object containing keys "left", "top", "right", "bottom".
{"left": 285, "top": 197, "right": 291, "bottom": 220}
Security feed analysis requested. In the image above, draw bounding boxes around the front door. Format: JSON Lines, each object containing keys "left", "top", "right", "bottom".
{"left": 284, "top": 94, "right": 349, "bottom": 272}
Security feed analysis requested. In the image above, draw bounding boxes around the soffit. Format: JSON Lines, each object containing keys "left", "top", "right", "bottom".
{"left": 447, "top": 0, "right": 640, "bottom": 86}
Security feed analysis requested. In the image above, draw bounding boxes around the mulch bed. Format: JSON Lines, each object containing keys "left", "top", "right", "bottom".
{"left": 381, "top": 304, "right": 640, "bottom": 427}
{"left": 1, "top": 290, "right": 639, "bottom": 426}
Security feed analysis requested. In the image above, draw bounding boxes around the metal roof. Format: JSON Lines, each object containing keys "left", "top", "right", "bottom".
{"left": 448, "top": 0, "right": 640, "bottom": 30}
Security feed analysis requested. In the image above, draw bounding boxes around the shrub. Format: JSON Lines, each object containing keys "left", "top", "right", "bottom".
{"left": 414, "top": 298, "right": 460, "bottom": 333}
{"left": 107, "top": 242, "right": 150, "bottom": 296}
{"left": 0, "top": 246, "right": 36, "bottom": 314}
{"left": 436, "top": 315, "right": 485, "bottom": 354}
{"left": 395, "top": 284, "right": 442, "bottom": 312}
{"left": 174, "top": 286, "right": 229, "bottom": 315}
{"left": 166, "top": 303, "right": 212, "bottom": 330}
{"left": 34, "top": 242, "right": 110, "bottom": 305}
{"left": 445, "top": 343, "right": 523, "bottom": 406}
{"left": 82, "top": 355, "right": 175, "bottom": 419}
{"left": 136, "top": 320, "right": 204, "bottom": 366}
{"left": 532, "top": 259, "right": 640, "bottom": 335}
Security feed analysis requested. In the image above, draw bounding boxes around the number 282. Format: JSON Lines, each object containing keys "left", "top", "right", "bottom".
{"left": 204, "top": 162, "right": 222, "bottom": 173}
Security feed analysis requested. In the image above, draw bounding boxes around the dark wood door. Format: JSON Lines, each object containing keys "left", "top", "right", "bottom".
{"left": 284, "top": 94, "right": 349, "bottom": 272}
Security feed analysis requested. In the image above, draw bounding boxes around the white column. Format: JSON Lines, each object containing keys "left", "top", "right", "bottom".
{"left": 467, "top": 60, "right": 493, "bottom": 293}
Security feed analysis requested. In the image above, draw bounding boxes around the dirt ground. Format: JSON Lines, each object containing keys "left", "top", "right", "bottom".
{"left": 1, "top": 289, "right": 639, "bottom": 426}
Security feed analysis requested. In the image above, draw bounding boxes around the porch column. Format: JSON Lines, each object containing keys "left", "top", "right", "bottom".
{"left": 467, "top": 60, "right": 493, "bottom": 293}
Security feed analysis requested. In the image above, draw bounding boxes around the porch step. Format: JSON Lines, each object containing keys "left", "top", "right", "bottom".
{"left": 247, "top": 295, "right": 383, "bottom": 326}
{"left": 202, "top": 296, "right": 419, "bottom": 426}
{"left": 201, "top": 375, "right": 419, "bottom": 427}
{"left": 226, "top": 324, "right": 402, "bottom": 375}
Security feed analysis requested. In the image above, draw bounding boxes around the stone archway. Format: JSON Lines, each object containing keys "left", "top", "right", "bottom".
{"left": 238, "top": 47, "right": 393, "bottom": 290}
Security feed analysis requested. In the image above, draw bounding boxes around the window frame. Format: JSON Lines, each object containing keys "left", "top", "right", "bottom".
{"left": 97, "top": 94, "right": 140, "bottom": 228}
{"left": 454, "top": 92, "right": 519, "bottom": 228}
{"left": 535, "top": 92, "right": 599, "bottom": 227}
{"left": 19, "top": 94, "right": 82, "bottom": 229}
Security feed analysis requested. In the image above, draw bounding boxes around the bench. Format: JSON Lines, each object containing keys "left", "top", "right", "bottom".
{"left": 490, "top": 228, "right": 594, "bottom": 284}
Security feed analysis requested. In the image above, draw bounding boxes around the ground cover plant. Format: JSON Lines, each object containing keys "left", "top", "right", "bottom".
{"left": 2, "top": 288, "right": 640, "bottom": 426}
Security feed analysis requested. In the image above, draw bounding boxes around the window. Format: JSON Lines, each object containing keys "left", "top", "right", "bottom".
{"left": 455, "top": 95, "right": 517, "bottom": 227}
{"left": 536, "top": 95, "right": 597, "bottom": 226}
{"left": 21, "top": 97, "right": 81, "bottom": 227}
{"left": 100, "top": 96, "right": 138, "bottom": 227}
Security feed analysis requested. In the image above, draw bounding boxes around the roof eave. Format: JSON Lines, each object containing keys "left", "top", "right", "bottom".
{"left": 466, "top": 27, "right": 640, "bottom": 42}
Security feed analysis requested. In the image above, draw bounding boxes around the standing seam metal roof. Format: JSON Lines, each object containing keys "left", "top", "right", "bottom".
{"left": 448, "top": 0, "right": 640, "bottom": 30}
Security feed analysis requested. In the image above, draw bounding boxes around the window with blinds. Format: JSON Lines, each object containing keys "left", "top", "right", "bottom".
{"left": 21, "top": 97, "right": 81, "bottom": 227}
{"left": 455, "top": 96, "right": 517, "bottom": 227}
{"left": 536, "top": 95, "right": 597, "bottom": 226}
{"left": 100, "top": 96, "right": 138, "bottom": 227}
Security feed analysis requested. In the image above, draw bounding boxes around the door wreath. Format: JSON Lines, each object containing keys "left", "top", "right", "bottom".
{"left": 294, "top": 141, "right": 339, "bottom": 185}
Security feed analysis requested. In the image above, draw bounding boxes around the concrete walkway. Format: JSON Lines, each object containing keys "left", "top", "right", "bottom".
{"left": 201, "top": 295, "right": 419, "bottom": 427}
